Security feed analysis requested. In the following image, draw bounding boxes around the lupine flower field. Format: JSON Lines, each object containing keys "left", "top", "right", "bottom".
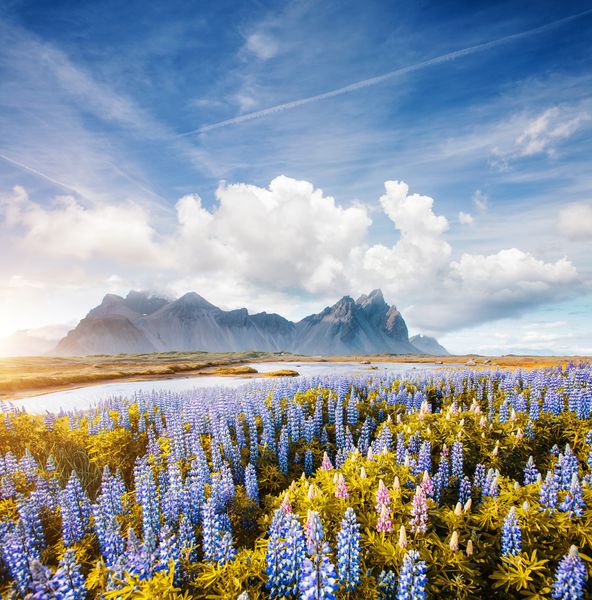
{"left": 0, "top": 365, "right": 591, "bottom": 599}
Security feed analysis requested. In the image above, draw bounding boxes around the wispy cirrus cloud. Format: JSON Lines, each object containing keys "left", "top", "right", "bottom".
{"left": 178, "top": 8, "right": 592, "bottom": 137}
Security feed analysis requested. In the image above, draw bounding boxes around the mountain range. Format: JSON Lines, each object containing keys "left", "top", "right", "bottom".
{"left": 53, "top": 289, "right": 448, "bottom": 356}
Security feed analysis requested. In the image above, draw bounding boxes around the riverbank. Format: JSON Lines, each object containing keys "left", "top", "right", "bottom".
{"left": 1, "top": 351, "right": 588, "bottom": 401}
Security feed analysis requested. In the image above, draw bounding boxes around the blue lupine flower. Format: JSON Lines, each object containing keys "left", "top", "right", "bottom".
{"left": 377, "top": 569, "right": 397, "bottom": 599}
{"left": 245, "top": 463, "right": 259, "bottom": 503}
{"left": 217, "top": 531, "right": 236, "bottom": 565}
{"left": 305, "top": 449, "right": 314, "bottom": 477}
{"left": 451, "top": 441, "right": 464, "bottom": 480}
{"left": 523, "top": 456, "right": 539, "bottom": 485}
{"left": 93, "top": 503, "right": 125, "bottom": 567}
{"left": 201, "top": 496, "right": 221, "bottom": 562}
{"left": 458, "top": 476, "right": 472, "bottom": 506}
{"left": 540, "top": 470, "right": 559, "bottom": 512}
{"left": 60, "top": 471, "right": 92, "bottom": 547}
{"left": 501, "top": 507, "right": 522, "bottom": 557}
{"left": 559, "top": 474, "right": 585, "bottom": 518}
{"left": 336, "top": 507, "right": 360, "bottom": 591}
{"left": 29, "top": 559, "right": 53, "bottom": 597}
{"left": 134, "top": 459, "right": 160, "bottom": 540}
{"left": 552, "top": 545, "right": 587, "bottom": 600}
{"left": 0, "top": 521, "right": 38, "bottom": 594}
{"left": 155, "top": 525, "right": 180, "bottom": 572}
{"left": 266, "top": 508, "right": 306, "bottom": 597}
{"left": 396, "top": 549, "right": 428, "bottom": 600}
{"left": 50, "top": 548, "right": 87, "bottom": 600}
{"left": 299, "top": 549, "right": 338, "bottom": 600}
{"left": 299, "top": 511, "right": 338, "bottom": 600}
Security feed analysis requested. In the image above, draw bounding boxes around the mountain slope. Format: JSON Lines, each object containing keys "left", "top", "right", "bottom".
{"left": 409, "top": 334, "right": 450, "bottom": 356}
{"left": 53, "top": 289, "right": 448, "bottom": 356}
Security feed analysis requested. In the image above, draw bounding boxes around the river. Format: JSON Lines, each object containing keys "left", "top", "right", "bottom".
{"left": 8, "top": 360, "right": 448, "bottom": 414}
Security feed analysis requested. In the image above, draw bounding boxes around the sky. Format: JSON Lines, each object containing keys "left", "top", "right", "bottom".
{"left": 0, "top": 0, "right": 591, "bottom": 355}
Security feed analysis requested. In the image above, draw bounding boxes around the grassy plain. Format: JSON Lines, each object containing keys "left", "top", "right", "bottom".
{"left": 0, "top": 350, "right": 589, "bottom": 401}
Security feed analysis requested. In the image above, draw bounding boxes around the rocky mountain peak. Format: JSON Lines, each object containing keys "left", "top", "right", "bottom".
{"left": 356, "top": 288, "right": 385, "bottom": 307}
{"left": 53, "top": 289, "right": 448, "bottom": 356}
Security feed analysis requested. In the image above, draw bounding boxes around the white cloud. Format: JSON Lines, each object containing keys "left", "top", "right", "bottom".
{"left": 362, "top": 181, "right": 451, "bottom": 293}
{"left": 493, "top": 106, "right": 590, "bottom": 164}
{"left": 515, "top": 107, "right": 587, "bottom": 157}
{"left": 472, "top": 190, "right": 488, "bottom": 212}
{"left": 245, "top": 33, "right": 278, "bottom": 60}
{"left": 0, "top": 176, "right": 582, "bottom": 335}
{"left": 458, "top": 211, "right": 474, "bottom": 225}
{"left": 558, "top": 202, "right": 592, "bottom": 241}
{"left": 0, "top": 186, "right": 161, "bottom": 264}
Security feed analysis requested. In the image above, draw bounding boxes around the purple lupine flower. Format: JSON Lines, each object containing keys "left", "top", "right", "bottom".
{"left": 396, "top": 550, "right": 428, "bottom": 600}
{"left": 336, "top": 507, "right": 360, "bottom": 592}
{"left": 552, "top": 545, "right": 587, "bottom": 600}
{"left": 279, "top": 426, "right": 290, "bottom": 475}
{"left": 18, "top": 498, "right": 45, "bottom": 550}
{"left": 501, "top": 507, "right": 522, "bottom": 557}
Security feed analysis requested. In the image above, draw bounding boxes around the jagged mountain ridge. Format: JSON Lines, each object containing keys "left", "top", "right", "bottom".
{"left": 54, "top": 290, "right": 447, "bottom": 356}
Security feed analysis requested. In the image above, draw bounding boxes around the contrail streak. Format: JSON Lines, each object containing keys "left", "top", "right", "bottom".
{"left": 177, "top": 9, "right": 592, "bottom": 137}
{"left": 0, "top": 151, "right": 88, "bottom": 197}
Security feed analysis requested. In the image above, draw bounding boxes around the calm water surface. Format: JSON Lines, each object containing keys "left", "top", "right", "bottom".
{"left": 9, "top": 360, "right": 448, "bottom": 414}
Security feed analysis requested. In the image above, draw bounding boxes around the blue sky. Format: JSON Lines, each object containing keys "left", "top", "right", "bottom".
{"left": 0, "top": 0, "right": 591, "bottom": 354}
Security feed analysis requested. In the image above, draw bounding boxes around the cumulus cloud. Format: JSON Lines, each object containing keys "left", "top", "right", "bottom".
{"left": 558, "top": 202, "right": 592, "bottom": 241}
{"left": 458, "top": 211, "right": 474, "bottom": 225}
{"left": 362, "top": 181, "right": 451, "bottom": 293}
{"left": 0, "top": 186, "right": 161, "bottom": 264}
{"left": 0, "top": 176, "right": 582, "bottom": 333}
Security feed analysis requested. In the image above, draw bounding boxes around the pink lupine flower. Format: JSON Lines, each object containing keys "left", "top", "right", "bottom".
{"left": 409, "top": 485, "right": 428, "bottom": 534}
{"left": 376, "top": 503, "right": 393, "bottom": 533}
{"left": 375, "top": 479, "right": 391, "bottom": 511}
{"left": 321, "top": 452, "right": 333, "bottom": 471}
{"left": 335, "top": 474, "right": 349, "bottom": 499}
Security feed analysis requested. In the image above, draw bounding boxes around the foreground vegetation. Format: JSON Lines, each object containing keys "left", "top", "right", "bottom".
{"left": 0, "top": 365, "right": 591, "bottom": 598}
